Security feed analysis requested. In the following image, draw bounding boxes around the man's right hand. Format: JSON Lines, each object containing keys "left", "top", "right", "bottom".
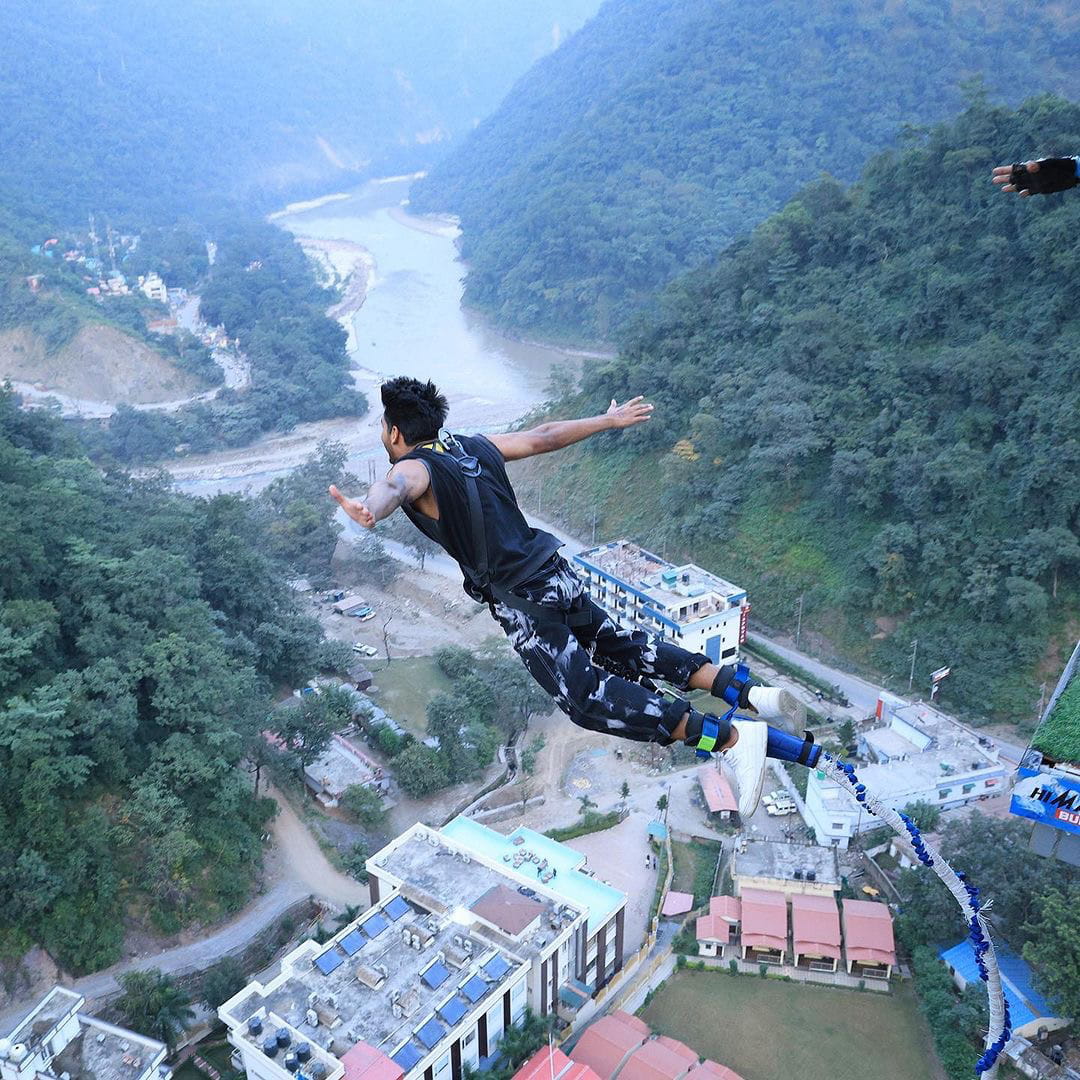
{"left": 329, "top": 484, "right": 375, "bottom": 528}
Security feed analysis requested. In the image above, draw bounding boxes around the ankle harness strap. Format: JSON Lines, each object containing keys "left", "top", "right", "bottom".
{"left": 797, "top": 730, "right": 816, "bottom": 766}
{"left": 712, "top": 662, "right": 752, "bottom": 709}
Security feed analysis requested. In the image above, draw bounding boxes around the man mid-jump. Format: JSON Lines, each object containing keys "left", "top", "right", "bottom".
{"left": 330, "top": 377, "right": 823, "bottom": 816}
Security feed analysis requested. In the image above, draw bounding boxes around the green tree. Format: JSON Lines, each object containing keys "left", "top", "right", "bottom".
{"left": 434, "top": 645, "right": 474, "bottom": 680}
{"left": 393, "top": 743, "right": 449, "bottom": 798}
{"left": 836, "top": 719, "right": 856, "bottom": 749}
{"left": 901, "top": 800, "right": 942, "bottom": 834}
{"left": 116, "top": 970, "right": 195, "bottom": 1053}
{"left": 341, "top": 842, "right": 371, "bottom": 883}
{"left": 201, "top": 957, "right": 248, "bottom": 1009}
{"left": 1023, "top": 886, "right": 1080, "bottom": 1019}
{"left": 340, "top": 784, "right": 386, "bottom": 828}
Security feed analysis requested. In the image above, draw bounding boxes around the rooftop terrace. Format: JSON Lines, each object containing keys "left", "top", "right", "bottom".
{"left": 224, "top": 889, "right": 528, "bottom": 1068}
{"left": 733, "top": 840, "right": 839, "bottom": 888}
{"left": 574, "top": 542, "right": 744, "bottom": 621}
{"left": 439, "top": 818, "right": 625, "bottom": 935}
{"left": 53, "top": 1017, "right": 167, "bottom": 1080}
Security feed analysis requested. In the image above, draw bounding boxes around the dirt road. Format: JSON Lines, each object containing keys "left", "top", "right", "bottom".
{"left": 0, "top": 787, "right": 368, "bottom": 1033}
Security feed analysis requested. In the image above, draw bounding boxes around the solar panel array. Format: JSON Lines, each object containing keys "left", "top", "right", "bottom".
{"left": 314, "top": 948, "right": 344, "bottom": 976}
{"left": 422, "top": 962, "right": 450, "bottom": 989}
{"left": 339, "top": 930, "right": 365, "bottom": 956}
{"left": 460, "top": 975, "right": 488, "bottom": 1003}
{"left": 384, "top": 896, "right": 411, "bottom": 921}
{"left": 416, "top": 1018, "right": 447, "bottom": 1050}
{"left": 437, "top": 996, "right": 468, "bottom": 1027}
{"left": 361, "top": 913, "right": 389, "bottom": 939}
{"left": 391, "top": 1043, "right": 424, "bottom": 1071}
{"left": 482, "top": 954, "right": 510, "bottom": 981}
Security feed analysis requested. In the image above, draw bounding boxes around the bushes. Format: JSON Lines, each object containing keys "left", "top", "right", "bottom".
{"left": 545, "top": 811, "right": 622, "bottom": 842}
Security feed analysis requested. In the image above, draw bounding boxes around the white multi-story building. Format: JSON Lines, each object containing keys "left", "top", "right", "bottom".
{"left": 0, "top": 987, "right": 169, "bottom": 1080}
{"left": 804, "top": 697, "right": 1007, "bottom": 848}
{"left": 138, "top": 273, "right": 168, "bottom": 304}
{"left": 572, "top": 541, "right": 749, "bottom": 665}
{"left": 220, "top": 819, "right": 626, "bottom": 1080}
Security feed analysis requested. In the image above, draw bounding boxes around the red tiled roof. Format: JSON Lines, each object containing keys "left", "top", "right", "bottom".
{"left": 697, "top": 897, "right": 741, "bottom": 943}
{"left": 709, "top": 896, "right": 741, "bottom": 921}
{"left": 341, "top": 1041, "right": 404, "bottom": 1080}
{"left": 654, "top": 1037, "right": 699, "bottom": 1065}
{"left": 515, "top": 1047, "right": 602, "bottom": 1080}
{"left": 791, "top": 894, "right": 841, "bottom": 960}
{"left": 612, "top": 1011, "right": 650, "bottom": 1037}
{"left": 842, "top": 899, "right": 896, "bottom": 966}
{"left": 698, "top": 766, "right": 737, "bottom": 813}
{"left": 662, "top": 891, "right": 694, "bottom": 916}
{"left": 573, "top": 1014, "right": 649, "bottom": 1079}
{"left": 684, "top": 1062, "right": 744, "bottom": 1080}
{"left": 739, "top": 888, "right": 787, "bottom": 952}
{"left": 619, "top": 1040, "right": 693, "bottom": 1080}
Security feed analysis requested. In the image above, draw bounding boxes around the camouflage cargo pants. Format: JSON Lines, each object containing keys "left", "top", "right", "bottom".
{"left": 484, "top": 556, "right": 710, "bottom": 744}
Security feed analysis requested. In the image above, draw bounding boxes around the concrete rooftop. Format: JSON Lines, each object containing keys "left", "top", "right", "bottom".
{"left": 734, "top": 840, "right": 840, "bottom": 887}
{"left": 52, "top": 1017, "right": 166, "bottom": 1080}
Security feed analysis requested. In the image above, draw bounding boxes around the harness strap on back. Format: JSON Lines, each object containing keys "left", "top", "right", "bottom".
{"left": 439, "top": 431, "right": 590, "bottom": 629}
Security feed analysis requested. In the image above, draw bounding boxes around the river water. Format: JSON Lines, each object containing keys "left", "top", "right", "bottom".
{"left": 169, "top": 178, "right": 588, "bottom": 497}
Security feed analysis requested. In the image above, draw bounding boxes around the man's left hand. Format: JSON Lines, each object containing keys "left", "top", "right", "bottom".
{"left": 606, "top": 395, "right": 654, "bottom": 428}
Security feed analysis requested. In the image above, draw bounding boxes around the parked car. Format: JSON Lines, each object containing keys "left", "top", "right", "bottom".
{"left": 766, "top": 803, "right": 798, "bottom": 817}
{"left": 352, "top": 643, "right": 379, "bottom": 658}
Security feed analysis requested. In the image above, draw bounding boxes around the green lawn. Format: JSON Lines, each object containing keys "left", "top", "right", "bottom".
{"left": 640, "top": 970, "right": 939, "bottom": 1080}
{"left": 368, "top": 657, "right": 452, "bottom": 736}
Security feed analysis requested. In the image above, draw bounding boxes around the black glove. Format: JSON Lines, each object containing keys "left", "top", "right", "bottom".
{"left": 1009, "top": 158, "right": 1079, "bottom": 196}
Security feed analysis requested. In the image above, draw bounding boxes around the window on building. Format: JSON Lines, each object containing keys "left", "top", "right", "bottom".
{"left": 984, "top": 778, "right": 999, "bottom": 787}
{"left": 722, "top": 647, "right": 737, "bottom": 659}
{"left": 962, "top": 783, "right": 975, "bottom": 794}
{"left": 938, "top": 788, "right": 952, "bottom": 800}
{"left": 832, "top": 822, "right": 845, "bottom": 830}
{"left": 464, "top": 1030, "right": 476, "bottom": 1047}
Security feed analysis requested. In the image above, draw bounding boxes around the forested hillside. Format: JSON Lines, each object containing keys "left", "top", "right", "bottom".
{"left": 0, "top": 391, "right": 346, "bottom": 972}
{"left": 412, "top": 0, "right": 1080, "bottom": 341}
{"left": 0, "top": 0, "right": 600, "bottom": 232}
{"left": 511, "top": 97, "right": 1080, "bottom": 720}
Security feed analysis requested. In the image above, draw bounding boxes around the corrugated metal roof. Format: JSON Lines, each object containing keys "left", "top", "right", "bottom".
{"left": 739, "top": 888, "right": 787, "bottom": 951}
{"left": 698, "top": 766, "right": 737, "bottom": 814}
{"left": 940, "top": 942, "right": 1058, "bottom": 1030}
{"left": 841, "top": 899, "right": 896, "bottom": 966}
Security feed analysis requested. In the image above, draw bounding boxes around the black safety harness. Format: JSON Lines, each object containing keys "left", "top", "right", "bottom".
{"left": 419, "top": 431, "right": 591, "bottom": 628}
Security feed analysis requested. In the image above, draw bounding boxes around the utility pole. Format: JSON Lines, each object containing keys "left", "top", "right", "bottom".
{"left": 1037, "top": 681, "right": 1048, "bottom": 722}
{"left": 794, "top": 594, "right": 804, "bottom": 650}
{"left": 908, "top": 638, "right": 918, "bottom": 692}
{"left": 591, "top": 510, "right": 598, "bottom": 546}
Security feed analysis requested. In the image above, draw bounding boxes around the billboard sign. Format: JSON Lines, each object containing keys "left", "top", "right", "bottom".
{"left": 1010, "top": 766, "right": 1080, "bottom": 836}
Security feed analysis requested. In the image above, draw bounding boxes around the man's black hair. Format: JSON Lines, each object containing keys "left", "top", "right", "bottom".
{"left": 380, "top": 376, "right": 449, "bottom": 445}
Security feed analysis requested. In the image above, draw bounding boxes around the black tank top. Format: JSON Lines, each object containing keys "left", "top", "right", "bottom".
{"left": 399, "top": 433, "right": 562, "bottom": 592}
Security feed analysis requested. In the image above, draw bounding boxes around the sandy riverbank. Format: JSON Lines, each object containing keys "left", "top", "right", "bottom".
{"left": 388, "top": 203, "right": 460, "bottom": 239}
{"left": 267, "top": 192, "right": 352, "bottom": 220}
{"left": 294, "top": 234, "right": 376, "bottom": 350}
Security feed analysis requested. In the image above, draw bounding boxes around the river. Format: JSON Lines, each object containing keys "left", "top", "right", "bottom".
{"left": 169, "top": 177, "right": 590, "bottom": 497}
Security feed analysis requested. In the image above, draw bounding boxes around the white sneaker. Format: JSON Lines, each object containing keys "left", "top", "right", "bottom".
{"left": 747, "top": 685, "right": 805, "bottom": 735}
{"left": 724, "top": 719, "right": 768, "bottom": 819}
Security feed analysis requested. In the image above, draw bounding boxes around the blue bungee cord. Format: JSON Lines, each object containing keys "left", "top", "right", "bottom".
{"left": 817, "top": 751, "right": 1009, "bottom": 1078}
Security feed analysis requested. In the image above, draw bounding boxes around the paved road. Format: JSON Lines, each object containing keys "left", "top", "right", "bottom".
{"left": 746, "top": 633, "right": 883, "bottom": 717}
{"left": 0, "top": 788, "right": 368, "bottom": 1033}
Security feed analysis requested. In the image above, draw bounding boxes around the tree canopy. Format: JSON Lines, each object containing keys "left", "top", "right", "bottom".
{"left": 0, "top": 390, "right": 333, "bottom": 970}
{"left": 413, "top": 0, "right": 1078, "bottom": 340}
{"left": 522, "top": 96, "right": 1080, "bottom": 718}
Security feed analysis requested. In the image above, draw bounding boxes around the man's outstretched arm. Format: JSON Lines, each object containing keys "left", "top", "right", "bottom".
{"left": 488, "top": 396, "right": 653, "bottom": 461}
{"left": 329, "top": 459, "right": 429, "bottom": 529}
